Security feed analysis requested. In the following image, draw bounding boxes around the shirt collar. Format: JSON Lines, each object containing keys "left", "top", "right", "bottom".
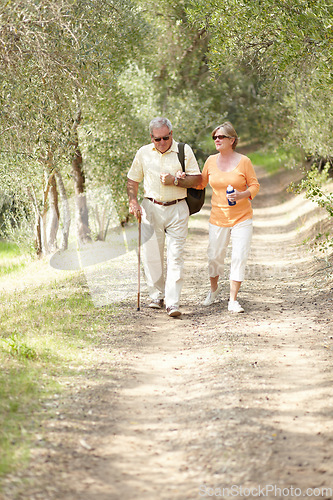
{"left": 152, "top": 139, "right": 178, "bottom": 154}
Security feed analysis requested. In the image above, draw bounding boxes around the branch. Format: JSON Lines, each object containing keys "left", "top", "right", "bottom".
{"left": 310, "top": 264, "right": 333, "bottom": 277}
{"left": 244, "top": 39, "right": 275, "bottom": 51}
{"left": 0, "top": 149, "right": 34, "bottom": 157}
{"left": 179, "top": 28, "right": 207, "bottom": 63}
{"left": 27, "top": 185, "right": 41, "bottom": 217}
{"left": 0, "top": 126, "right": 16, "bottom": 137}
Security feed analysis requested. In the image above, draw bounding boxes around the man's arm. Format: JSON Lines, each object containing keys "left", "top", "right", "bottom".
{"left": 127, "top": 178, "right": 141, "bottom": 218}
{"left": 160, "top": 173, "right": 202, "bottom": 188}
{"left": 177, "top": 174, "right": 202, "bottom": 188}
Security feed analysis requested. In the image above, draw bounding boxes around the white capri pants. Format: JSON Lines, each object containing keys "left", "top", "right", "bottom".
{"left": 207, "top": 219, "right": 253, "bottom": 282}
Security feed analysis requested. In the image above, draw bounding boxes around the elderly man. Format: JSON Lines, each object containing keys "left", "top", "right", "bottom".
{"left": 127, "top": 117, "right": 201, "bottom": 317}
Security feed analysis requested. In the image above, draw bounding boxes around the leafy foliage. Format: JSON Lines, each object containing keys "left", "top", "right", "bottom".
{"left": 0, "top": 0, "right": 332, "bottom": 255}
{"left": 187, "top": 0, "right": 333, "bottom": 156}
{"left": 289, "top": 163, "right": 333, "bottom": 252}
{"left": 0, "top": 0, "right": 149, "bottom": 250}
{"left": 187, "top": 0, "right": 333, "bottom": 254}
{"left": 2, "top": 334, "right": 38, "bottom": 361}
{"left": 289, "top": 163, "right": 333, "bottom": 218}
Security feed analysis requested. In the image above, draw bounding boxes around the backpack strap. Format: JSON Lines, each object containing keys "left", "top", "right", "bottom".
{"left": 177, "top": 142, "right": 185, "bottom": 173}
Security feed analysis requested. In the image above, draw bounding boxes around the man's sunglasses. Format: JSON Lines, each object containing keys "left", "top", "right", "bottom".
{"left": 152, "top": 135, "right": 171, "bottom": 142}
{"left": 212, "top": 134, "right": 230, "bottom": 141}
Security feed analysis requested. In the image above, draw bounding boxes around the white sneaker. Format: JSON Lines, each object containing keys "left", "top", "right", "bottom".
{"left": 228, "top": 300, "right": 244, "bottom": 313}
{"left": 167, "top": 306, "right": 181, "bottom": 317}
{"left": 148, "top": 299, "right": 164, "bottom": 309}
{"left": 202, "top": 286, "right": 220, "bottom": 306}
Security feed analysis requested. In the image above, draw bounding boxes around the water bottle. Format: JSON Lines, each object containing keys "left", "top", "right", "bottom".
{"left": 226, "top": 185, "right": 236, "bottom": 206}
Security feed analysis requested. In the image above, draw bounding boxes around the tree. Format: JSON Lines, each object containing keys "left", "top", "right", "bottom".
{"left": 125, "top": 0, "right": 279, "bottom": 163}
{"left": 187, "top": 0, "right": 333, "bottom": 251}
{"left": 187, "top": 0, "right": 333, "bottom": 157}
{"left": 0, "top": 0, "right": 148, "bottom": 253}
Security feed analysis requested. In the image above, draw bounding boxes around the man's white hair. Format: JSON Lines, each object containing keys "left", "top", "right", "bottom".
{"left": 149, "top": 117, "right": 172, "bottom": 134}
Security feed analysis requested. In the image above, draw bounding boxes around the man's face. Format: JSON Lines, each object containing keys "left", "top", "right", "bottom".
{"left": 151, "top": 126, "right": 173, "bottom": 154}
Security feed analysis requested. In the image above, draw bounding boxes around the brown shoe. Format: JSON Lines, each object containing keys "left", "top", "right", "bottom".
{"left": 167, "top": 306, "right": 181, "bottom": 317}
{"left": 149, "top": 299, "right": 164, "bottom": 309}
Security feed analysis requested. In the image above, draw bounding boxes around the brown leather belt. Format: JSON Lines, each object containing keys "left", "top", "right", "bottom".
{"left": 146, "top": 197, "right": 185, "bottom": 206}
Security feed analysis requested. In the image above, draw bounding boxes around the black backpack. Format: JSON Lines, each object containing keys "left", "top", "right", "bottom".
{"left": 177, "top": 142, "right": 205, "bottom": 215}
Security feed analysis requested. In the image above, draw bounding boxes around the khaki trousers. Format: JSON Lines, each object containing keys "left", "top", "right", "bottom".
{"left": 141, "top": 198, "right": 189, "bottom": 308}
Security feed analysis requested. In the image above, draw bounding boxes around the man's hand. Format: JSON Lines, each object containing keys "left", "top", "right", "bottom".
{"left": 160, "top": 170, "right": 186, "bottom": 185}
{"left": 160, "top": 173, "right": 175, "bottom": 185}
{"left": 160, "top": 172, "right": 202, "bottom": 187}
{"left": 127, "top": 179, "right": 142, "bottom": 219}
{"left": 129, "top": 199, "right": 142, "bottom": 219}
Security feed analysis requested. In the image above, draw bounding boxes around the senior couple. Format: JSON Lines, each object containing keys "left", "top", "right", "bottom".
{"left": 127, "top": 117, "right": 260, "bottom": 317}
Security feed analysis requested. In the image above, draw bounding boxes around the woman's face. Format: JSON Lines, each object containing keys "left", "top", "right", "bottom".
{"left": 213, "top": 128, "right": 234, "bottom": 153}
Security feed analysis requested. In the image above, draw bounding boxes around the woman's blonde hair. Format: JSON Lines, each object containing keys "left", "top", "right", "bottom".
{"left": 212, "top": 121, "right": 238, "bottom": 150}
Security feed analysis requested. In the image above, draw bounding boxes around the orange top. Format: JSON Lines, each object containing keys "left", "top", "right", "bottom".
{"left": 197, "top": 154, "right": 260, "bottom": 227}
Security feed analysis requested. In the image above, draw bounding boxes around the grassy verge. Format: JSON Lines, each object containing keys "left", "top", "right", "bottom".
{"left": 0, "top": 241, "right": 31, "bottom": 276}
{"left": 0, "top": 270, "right": 117, "bottom": 482}
{"left": 247, "top": 147, "right": 300, "bottom": 174}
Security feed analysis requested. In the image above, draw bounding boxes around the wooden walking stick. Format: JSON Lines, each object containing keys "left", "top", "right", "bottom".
{"left": 137, "top": 210, "right": 141, "bottom": 311}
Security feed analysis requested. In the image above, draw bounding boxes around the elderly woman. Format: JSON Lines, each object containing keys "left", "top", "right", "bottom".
{"left": 199, "top": 121, "right": 260, "bottom": 313}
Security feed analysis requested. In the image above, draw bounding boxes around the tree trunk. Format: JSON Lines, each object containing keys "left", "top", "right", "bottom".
{"left": 47, "top": 174, "right": 60, "bottom": 252}
{"left": 28, "top": 185, "right": 43, "bottom": 257}
{"left": 94, "top": 204, "right": 110, "bottom": 241}
{"left": 72, "top": 96, "right": 91, "bottom": 245}
{"left": 41, "top": 209, "right": 48, "bottom": 254}
{"left": 72, "top": 146, "right": 91, "bottom": 244}
{"left": 35, "top": 213, "right": 43, "bottom": 257}
{"left": 55, "top": 170, "right": 71, "bottom": 250}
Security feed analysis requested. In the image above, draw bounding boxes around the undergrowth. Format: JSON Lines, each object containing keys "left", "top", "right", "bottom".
{"left": 0, "top": 271, "right": 118, "bottom": 482}
{"left": 247, "top": 147, "right": 299, "bottom": 174}
{"left": 0, "top": 241, "right": 31, "bottom": 277}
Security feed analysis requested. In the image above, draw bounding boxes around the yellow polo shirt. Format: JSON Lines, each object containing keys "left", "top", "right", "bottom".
{"left": 128, "top": 140, "right": 200, "bottom": 202}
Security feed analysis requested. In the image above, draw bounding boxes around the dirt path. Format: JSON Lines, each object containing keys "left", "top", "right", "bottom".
{"left": 3, "top": 167, "right": 333, "bottom": 500}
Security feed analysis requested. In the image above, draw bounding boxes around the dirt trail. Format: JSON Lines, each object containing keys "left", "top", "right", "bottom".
{"left": 2, "top": 166, "right": 333, "bottom": 500}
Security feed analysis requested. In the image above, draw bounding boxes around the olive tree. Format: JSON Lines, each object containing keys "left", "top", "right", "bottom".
{"left": 187, "top": 0, "right": 333, "bottom": 250}
{"left": 187, "top": 0, "right": 332, "bottom": 157}
{"left": 0, "top": 0, "right": 147, "bottom": 254}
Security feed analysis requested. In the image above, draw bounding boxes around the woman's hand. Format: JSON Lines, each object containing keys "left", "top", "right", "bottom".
{"left": 175, "top": 170, "right": 186, "bottom": 179}
{"left": 227, "top": 188, "right": 250, "bottom": 203}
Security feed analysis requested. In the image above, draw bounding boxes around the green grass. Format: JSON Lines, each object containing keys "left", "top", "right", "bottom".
{"left": 0, "top": 241, "right": 31, "bottom": 276}
{"left": 0, "top": 363, "right": 51, "bottom": 475}
{"left": 196, "top": 132, "right": 301, "bottom": 175}
{"left": 247, "top": 147, "right": 300, "bottom": 174}
{"left": 0, "top": 270, "right": 119, "bottom": 480}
